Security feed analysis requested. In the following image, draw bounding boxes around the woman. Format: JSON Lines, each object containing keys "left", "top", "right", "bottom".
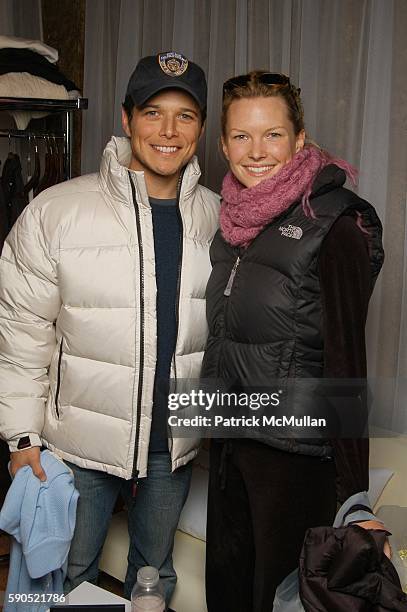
{"left": 201, "top": 72, "right": 385, "bottom": 611}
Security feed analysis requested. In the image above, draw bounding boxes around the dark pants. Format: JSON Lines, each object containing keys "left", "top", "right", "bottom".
{"left": 205, "top": 439, "right": 337, "bottom": 612}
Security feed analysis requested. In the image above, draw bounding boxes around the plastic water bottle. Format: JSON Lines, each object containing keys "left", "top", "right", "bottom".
{"left": 131, "top": 566, "right": 165, "bottom": 612}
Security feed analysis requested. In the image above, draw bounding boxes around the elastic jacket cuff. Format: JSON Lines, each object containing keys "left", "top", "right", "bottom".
{"left": 8, "top": 433, "right": 42, "bottom": 452}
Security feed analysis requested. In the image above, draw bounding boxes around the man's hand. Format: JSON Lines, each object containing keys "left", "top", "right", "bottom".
{"left": 10, "top": 447, "right": 46, "bottom": 481}
{"left": 355, "top": 520, "right": 391, "bottom": 558}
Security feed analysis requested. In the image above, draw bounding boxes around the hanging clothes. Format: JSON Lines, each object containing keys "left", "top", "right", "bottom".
{"left": 1, "top": 153, "right": 28, "bottom": 230}
{"left": 0, "top": 163, "right": 8, "bottom": 253}
{"left": 23, "top": 141, "right": 41, "bottom": 200}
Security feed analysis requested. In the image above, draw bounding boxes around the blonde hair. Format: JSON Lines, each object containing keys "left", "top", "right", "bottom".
{"left": 221, "top": 70, "right": 304, "bottom": 137}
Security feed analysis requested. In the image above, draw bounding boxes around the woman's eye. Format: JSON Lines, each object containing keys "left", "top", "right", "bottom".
{"left": 267, "top": 132, "right": 282, "bottom": 138}
{"left": 233, "top": 134, "right": 247, "bottom": 140}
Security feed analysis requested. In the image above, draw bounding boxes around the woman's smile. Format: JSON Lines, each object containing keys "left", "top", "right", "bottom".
{"left": 222, "top": 96, "right": 304, "bottom": 188}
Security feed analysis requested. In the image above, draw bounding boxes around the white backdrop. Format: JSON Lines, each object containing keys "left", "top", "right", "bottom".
{"left": 2, "top": 0, "right": 406, "bottom": 429}
{"left": 81, "top": 0, "right": 407, "bottom": 430}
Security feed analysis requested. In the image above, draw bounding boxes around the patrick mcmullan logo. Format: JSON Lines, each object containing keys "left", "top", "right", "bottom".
{"left": 279, "top": 224, "right": 303, "bottom": 239}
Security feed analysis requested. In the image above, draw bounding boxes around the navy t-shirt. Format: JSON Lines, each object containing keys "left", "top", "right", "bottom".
{"left": 148, "top": 197, "right": 181, "bottom": 451}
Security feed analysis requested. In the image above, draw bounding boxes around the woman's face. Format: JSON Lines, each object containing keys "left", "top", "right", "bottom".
{"left": 222, "top": 96, "right": 305, "bottom": 188}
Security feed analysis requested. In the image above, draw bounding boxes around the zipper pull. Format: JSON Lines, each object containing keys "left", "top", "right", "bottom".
{"left": 132, "top": 471, "right": 139, "bottom": 497}
{"left": 224, "top": 256, "right": 240, "bottom": 296}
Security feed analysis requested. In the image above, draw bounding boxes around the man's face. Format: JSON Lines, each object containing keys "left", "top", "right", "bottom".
{"left": 122, "top": 89, "right": 203, "bottom": 185}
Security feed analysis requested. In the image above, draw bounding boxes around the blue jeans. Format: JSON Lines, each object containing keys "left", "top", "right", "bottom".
{"left": 64, "top": 452, "right": 192, "bottom": 604}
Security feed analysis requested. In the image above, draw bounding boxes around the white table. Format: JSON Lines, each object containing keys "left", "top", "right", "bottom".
{"left": 66, "top": 581, "right": 131, "bottom": 611}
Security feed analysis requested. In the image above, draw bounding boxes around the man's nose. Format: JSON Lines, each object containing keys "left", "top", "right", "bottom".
{"left": 160, "top": 115, "right": 178, "bottom": 138}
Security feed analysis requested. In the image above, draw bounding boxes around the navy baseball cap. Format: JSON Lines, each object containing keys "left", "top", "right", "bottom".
{"left": 125, "top": 51, "right": 207, "bottom": 114}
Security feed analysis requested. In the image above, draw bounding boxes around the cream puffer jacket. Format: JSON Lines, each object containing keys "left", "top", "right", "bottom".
{"left": 0, "top": 137, "right": 219, "bottom": 478}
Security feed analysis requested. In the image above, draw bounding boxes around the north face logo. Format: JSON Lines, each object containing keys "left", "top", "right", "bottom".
{"left": 279, "top": 224, "right": 303, "bottom": 240}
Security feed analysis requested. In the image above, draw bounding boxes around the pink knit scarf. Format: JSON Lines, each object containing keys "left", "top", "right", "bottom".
{"left": 220, "top": 145, "right": 357, "bottom": 247}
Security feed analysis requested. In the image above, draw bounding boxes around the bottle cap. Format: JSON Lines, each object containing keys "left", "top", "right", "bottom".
{"left": 137, "top": 566, "right": 159, "bottom": 588}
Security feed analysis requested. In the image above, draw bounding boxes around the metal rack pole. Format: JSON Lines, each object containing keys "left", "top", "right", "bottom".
{"left": 65, "top": 110, "right": 73, "bottom": 180}
{"left": 0, "top": 130, "right": 64, "bottom": 139}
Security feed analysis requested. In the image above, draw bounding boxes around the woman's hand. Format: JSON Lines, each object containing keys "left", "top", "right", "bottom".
{"left": 354, "top": 520, "right": 391, "bottom": 558}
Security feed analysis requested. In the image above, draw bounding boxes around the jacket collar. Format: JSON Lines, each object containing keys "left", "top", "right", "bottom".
{"left": 99, "top": 136, "right": 202, "bottom": 207}
{"left": 310, "top": 163, "right": 346, "bottom": 198}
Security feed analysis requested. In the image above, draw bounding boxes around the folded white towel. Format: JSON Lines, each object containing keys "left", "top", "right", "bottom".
{"left": 0, "top": 72, "right": 77, "bottom": 129}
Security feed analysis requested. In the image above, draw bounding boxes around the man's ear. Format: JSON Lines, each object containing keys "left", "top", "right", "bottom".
{"left": 199, "top": 120, "right": 206, "bottom": 140}
{"left": 122, "top": 107, "right": 131, "bottom": 137}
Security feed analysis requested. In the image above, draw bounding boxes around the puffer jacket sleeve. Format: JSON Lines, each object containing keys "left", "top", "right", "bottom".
{"left": 0, "top": 204, "right": 61, "bottom": 450}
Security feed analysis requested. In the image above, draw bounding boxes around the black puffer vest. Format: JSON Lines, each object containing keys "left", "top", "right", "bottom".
{"left": 201, "top": 166, "right": 384, "bottom": 456}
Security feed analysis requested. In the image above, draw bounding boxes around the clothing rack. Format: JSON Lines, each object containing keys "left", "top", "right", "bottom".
{"left": 0, "top": 97, "right": 88, "bottom": 179}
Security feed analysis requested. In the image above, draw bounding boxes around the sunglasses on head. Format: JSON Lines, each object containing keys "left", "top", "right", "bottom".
{"left": 222, "top": 72, "right": 294, "bottom": 98}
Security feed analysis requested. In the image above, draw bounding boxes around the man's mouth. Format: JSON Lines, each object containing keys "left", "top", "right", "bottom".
{"left": 151, "top": 145, "right": 180, "bottom": 154}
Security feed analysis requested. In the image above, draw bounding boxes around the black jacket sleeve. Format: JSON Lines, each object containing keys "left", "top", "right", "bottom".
{"left": 319, "top": 214, "right": 372, "bottom": 504}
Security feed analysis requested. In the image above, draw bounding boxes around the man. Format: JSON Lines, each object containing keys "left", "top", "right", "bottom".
{"left": 0, "top": 51, "right": 219, "bottom": 603}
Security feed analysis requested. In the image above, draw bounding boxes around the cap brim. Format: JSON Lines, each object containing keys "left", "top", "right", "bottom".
{"left": 130, "top": 81, "right": 205, "bottom": 112}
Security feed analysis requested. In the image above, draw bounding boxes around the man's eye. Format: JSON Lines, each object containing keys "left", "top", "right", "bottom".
{"left": 180, "top": 113, "right": 194, "bottom": 120}
{"left": 267, "top": 132, "right": 282, "bottom": 138}
{"left": 145, "top": 110, "right": 159, "bottom": 117}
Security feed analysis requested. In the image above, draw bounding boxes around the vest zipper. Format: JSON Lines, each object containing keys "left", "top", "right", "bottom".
{"left": 129, "top": 173, "right": 145, "bottom": 483}
{"left": 220, "top": 252, "right": 242, "bottom": 377}
{"left": 54, "top": 338, "right": 63, "bottom": 418}
{"left": 224, "top": 256, "right": 240, "bottom": 296}
{"left": 223, "top": 252, "right": 242, "bottom": 332}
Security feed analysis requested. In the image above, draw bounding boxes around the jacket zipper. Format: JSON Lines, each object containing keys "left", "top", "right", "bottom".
{"left": 172, "top": 173, "right": 184, "bottom": 382}
{"left": 169, "top": 173, "right": 184, "bottom": 450}
{"left": 54, "top": 338, "right": 63, "bottom": 418}
{"left": 129, "top": 173, "right": 145, "bottom": 486}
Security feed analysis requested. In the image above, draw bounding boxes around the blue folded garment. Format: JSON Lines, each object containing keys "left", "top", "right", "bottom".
{"left": 0, "top": 450, "right": 79, "bottom": 611}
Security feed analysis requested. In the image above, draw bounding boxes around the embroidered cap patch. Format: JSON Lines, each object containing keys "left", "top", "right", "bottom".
{"left": 158, "top": 52, "right": 189, "bottom": 77}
